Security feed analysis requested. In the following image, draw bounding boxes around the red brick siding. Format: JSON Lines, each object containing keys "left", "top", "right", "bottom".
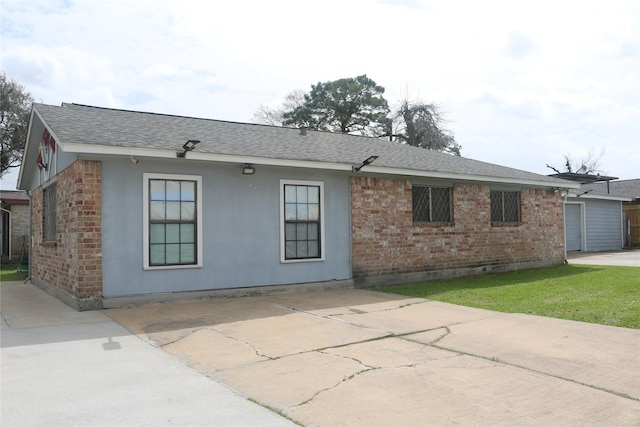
{"left": 31, "top": 160, "right": 102, "bottom": 309}
{"left": 351, "top": 177, "right": 564, "bottom": 278}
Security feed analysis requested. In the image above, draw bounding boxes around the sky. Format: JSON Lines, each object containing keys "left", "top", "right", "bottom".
{"left": 1, "top": 0, "right": 638, "bottom": 190}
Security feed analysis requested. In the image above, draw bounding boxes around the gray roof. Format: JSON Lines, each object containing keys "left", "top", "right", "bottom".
{"left": 0, "top": 190, "right": 29, "bottom": 203}
{"left": 33, "top": 103, "right": 572, "bottom": 187}
{"left": 581, "top": 179, "right": 640, "bottom": 199}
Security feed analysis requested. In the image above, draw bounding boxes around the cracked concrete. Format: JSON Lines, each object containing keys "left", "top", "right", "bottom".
{"left": 106, "top": 289, "right": 640, "bottom": 426}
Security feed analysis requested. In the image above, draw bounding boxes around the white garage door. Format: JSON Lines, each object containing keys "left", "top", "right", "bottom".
{"left": 565, "top": 204, "right": 582, "bottom": 252}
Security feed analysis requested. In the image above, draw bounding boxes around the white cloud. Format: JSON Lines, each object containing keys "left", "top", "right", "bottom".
{"left": 1, "top": 0, "right": 638, "bottom": 183}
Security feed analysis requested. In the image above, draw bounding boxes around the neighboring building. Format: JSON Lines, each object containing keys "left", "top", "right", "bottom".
{"left": 0, "top": 190, "right": 30, "bottom": 262}
{"left": 581, "top": 179, "right": 640, "bottom": 248}
{"left": 550, "top": 173, "right": 632, "bottom": 252}
{"left": 18, "top": 103, "right": 578, "bottom": 310}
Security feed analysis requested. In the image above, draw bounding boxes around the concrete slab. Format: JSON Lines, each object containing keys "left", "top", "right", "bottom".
{"left": 164, "top": 327, "right": 269, "bottom": 371}
{"left": 107, "top": 288, "right": 640, "bottom": 426}
{"left": 568, "top": 249, "right": 640, "bottom": 267}
{"left": 288, "top": 355, "right": 640, "bottom": 426}
{"left": 216, "top": 351, "right": 365, "bottom": 409}
{"left": 435, "top": 313, "right": 640, "bottom": 400}
{"left": 212, "top": 311, "right": 388, "bottom": 358}
{"left": 1, "top": 281, "right": 296, "bottom": 427}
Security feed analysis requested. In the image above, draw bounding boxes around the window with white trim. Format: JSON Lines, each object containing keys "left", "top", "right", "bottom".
{"left": 490, "top": 190, "right": 520, "bottom": 222}
{"left": 412, "top": 185, "right": 452, "bottom": 223}
{"left": 143, "top": 174, "right": 202, "bottom": 269}
{"left": 280, "top": 180, "right": 324, "bottom": 262}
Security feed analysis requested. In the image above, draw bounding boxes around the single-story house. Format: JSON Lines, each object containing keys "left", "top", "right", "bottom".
{"left": 18, "top": 103, "right": 578, "bottom": 310}
{"left": 549, "top": 173, "right": 632, "bottom": 252}
{"left": 580, "top": 179, "right": 640, "bottom": 248}
{"left": 0, "top": 190, "right": 30, "bottom": 262}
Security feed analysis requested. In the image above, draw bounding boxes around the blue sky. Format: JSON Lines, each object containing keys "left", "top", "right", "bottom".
{"left": 1, "top": 0, "right": 638, "bottom": 189}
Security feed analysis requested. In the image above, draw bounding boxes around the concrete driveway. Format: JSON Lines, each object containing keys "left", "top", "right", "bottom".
{"left": 567, "top": 249, "right": 640, "bottom": 267}
{"left": 1, "top": 281, "right": 296, "bottom": 427}
{"left": 106, "top": 289, "right": 640, "bottom": 426}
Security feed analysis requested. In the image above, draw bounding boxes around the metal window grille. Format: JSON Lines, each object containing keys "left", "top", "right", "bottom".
{"left": 412, "top": 186, "right": 452, "bottom": 223}
{"left": 43, "top": 183, "right": 57, "bottom": 241}
{"left": 490, "top": 190, "right": 520, "bottom": 222}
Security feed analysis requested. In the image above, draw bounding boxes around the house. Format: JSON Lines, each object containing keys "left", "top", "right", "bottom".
{"left": 18, "top": 103, "right": 578, "bottom": 310}
{"left": 549, "top": 173, "right": 632, "bottom": 252}
{"left": 0, "top": 190, "right": 30, "bottom": 263}
{"left": 580, "top": 179, "right": 640, "bottom": 248}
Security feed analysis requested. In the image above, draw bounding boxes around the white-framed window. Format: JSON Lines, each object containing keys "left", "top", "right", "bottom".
{"left": 412, "top": 185, "right": 452, "bottom": 223}
{"left": 143, "top": 173, "right": 203, "bottom": 270}
{"left": 490, "top": 190, "right": 521, "bottom": 223}
{"left": 280, "top": 179, "right": 325, "bottom": 263}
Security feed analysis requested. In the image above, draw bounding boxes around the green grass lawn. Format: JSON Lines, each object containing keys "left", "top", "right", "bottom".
{"left": 0, "top": 262, "right": 28, "bottom": 282}
{"left": 376, "top": 264, "right": 640, "bottom": 329}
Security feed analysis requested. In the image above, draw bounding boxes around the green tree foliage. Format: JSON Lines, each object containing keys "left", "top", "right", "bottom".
{"left": 282, "top": 75, "right": 390, "bottom": 137}
{"left": 393, "top": 100, "right": 461, "bottom": 156}
{"left": 1, "top": 72, "right": 34, "bottom": 177}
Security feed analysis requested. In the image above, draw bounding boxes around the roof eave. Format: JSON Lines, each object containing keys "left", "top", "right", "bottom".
{"left": 64, "top": 143, "right": 579, "bottom": 189}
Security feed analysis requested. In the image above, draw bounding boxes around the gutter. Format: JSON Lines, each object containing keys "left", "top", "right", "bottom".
{"left": 25, "top": 190, "right": 32, "bottom": 284}
{"left": 66, "top": 143, "right": 580, "bottom": 190}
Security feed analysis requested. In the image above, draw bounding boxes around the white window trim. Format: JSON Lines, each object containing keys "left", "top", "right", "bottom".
{"left": 143, "top": 173, "right": 203, "bottom": 270}
{"left": 280, "top": 179, "right": 325, "bottom": 263}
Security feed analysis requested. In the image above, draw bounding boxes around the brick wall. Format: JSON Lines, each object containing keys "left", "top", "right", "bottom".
{"left": 351, "top": 177, "right": 564, "bottom": 282}
{"left": 31, "top": 160, "right": 103, "bottom": 310}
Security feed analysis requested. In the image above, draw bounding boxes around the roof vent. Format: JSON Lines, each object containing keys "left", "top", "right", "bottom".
{"left": 300, "top": 127, "right": 307, "bottom": 136}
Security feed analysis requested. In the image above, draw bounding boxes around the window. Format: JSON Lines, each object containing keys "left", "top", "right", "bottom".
{"left": 43, "top": 183, "right": 57, "bottom": 241}
{"left": 280, "top": 180, "right": 324, "bottom": 262}
{"left": 412, "top": 186, "right": 452, "bottom": 223}
{"left": 143, "top": 174, "right": 202, "bottom": 269}
{"left": 490, "top": 190, "right": 520, "bottom": 222}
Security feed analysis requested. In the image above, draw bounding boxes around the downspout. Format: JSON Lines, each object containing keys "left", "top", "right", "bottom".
{"left": 0, "top": 207, "right": 11, "bottom": 260}
{"left": 562, "top": 190, "right": 569, "bottom": 263}
{"left": 25, "top": 190, "right": 32, "bottom": 284}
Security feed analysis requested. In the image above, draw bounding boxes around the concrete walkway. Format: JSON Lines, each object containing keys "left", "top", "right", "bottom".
{"left": 104, "top": 288, "right": 640, "bottom": 426}
{"left": 0, "top": 281, "right": 296, "bottom": 427}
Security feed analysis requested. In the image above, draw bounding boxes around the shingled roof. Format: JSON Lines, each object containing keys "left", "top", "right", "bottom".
{"left": 581, "top": 179, "right": 640, "bottom": 200}
{"left": 28, "top": 103, "right": 576, "bottom": 188}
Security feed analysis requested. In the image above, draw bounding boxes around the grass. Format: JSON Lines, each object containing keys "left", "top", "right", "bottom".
{"left": 376, "top": 264, "right": 640, "bottom": 329}
{"left": 0, "top": 262, "right": 28, "bottom": 282}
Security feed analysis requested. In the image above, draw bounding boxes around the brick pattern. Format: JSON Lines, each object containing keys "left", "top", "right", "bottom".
{"left": 6, "top": 204, "right": 29, "bottom": 260}
{"left": 31, "top": 160, "right": 102, "bottom": 309}
{"left": 351, "top": 177, "right": 564, "bottom": 278}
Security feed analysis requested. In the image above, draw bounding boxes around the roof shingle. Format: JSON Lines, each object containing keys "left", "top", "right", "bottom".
{"left": 33, "top": 102, "right": 572, "bottom": 187}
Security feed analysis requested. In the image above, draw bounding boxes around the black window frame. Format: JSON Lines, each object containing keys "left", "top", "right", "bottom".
{"left": 43, "top": 182, "right": 57, "bottom": 242}
{"left": 490, "top": 190, "right": 521, "bottom": 223}
{"left": 283, "top": 183, "right": 322, "bottom": 261}
{"left": 148, "top": 178, "right": 198, "bottom": 267}
{"left": 412, "top": 185, "right": 453, "bottom": 223}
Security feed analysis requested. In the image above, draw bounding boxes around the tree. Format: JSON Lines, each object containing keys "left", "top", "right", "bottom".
{"left": 1, "top": 72, "right": 34, "bottom": 177}
{"left": 282, "top": 75, "right": 390, "bottom": 137}
{"left": 546, "top": 149, "right": 605, "bottom": 175}
{"left": 251, "top": 90, "right": 306, "bottom": 126}
{"left": 392, "top": 100, "right": 461, "bottom": 155}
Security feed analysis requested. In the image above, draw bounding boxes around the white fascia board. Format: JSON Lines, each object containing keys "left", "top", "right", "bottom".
{"left": 16, "top": 108, "right": 37, "bottom": 190}
{"left": 18, "top": 108, "right": 65, "bottom": 190}
{"left": 359, "top": 166, "right": 580, "bottom": 189}
{"left": 61, "top": 143, "right": 578, "bottom": 189}
{"left": 568, "top": 192, "right": 631, "bottom": 202}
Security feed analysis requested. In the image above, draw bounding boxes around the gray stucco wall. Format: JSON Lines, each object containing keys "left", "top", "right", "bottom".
{"left": 101, "top": 158, "right": 351, "bottom": 296}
